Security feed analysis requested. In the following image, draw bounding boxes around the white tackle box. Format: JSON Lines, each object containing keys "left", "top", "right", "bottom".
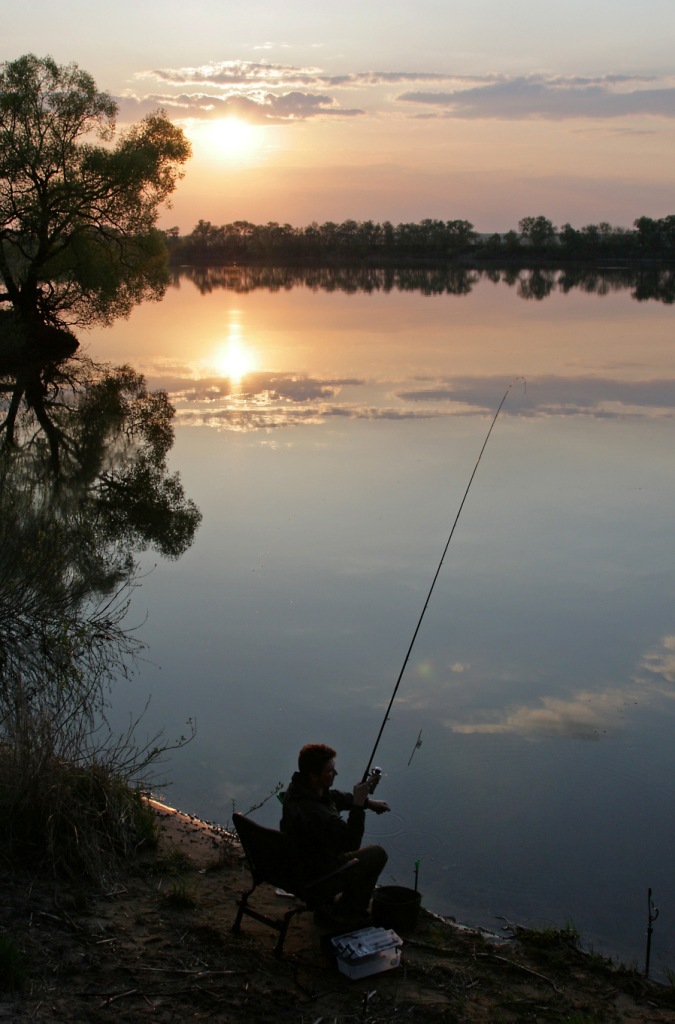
{"left": 330, "top": 926, "right": 402, "bottom": 979}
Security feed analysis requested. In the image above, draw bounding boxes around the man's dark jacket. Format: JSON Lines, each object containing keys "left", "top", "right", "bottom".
{"left": 280, "top": 771, "right": 365, "bottom": 880}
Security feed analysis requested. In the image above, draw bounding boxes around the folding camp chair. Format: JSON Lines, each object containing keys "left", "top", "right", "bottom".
{"left": 231, "top": 811, "right": 357, "bottom": 957}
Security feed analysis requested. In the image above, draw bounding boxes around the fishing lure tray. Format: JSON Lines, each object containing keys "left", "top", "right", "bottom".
{"left": 330, "top": 926, "right": 402, "bottom": 979}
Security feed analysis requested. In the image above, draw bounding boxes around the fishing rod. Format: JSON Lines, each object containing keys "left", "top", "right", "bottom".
{"left": 362, "top": 377, "right": 523, "bottom": 784}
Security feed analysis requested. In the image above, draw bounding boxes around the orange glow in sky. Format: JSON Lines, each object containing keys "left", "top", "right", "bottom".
{"left": 192, "top": 117, "right": 267, "bottom": 165}
{"left": 10, "top": 1, "right": 674, "bottom": 233}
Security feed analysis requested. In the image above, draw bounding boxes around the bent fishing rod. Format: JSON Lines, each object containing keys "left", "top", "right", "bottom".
{"left": 362, "top": 377, "right": 523, "bottom": 784}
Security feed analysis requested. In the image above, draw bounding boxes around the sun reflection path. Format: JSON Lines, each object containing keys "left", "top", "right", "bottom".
{"left": 212, "top": 336, "right": 257, "bottom": 387}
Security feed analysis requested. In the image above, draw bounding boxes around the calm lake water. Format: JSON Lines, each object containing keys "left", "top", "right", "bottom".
{"left": 89, "top": 266, "right": 675, "bottom": 973}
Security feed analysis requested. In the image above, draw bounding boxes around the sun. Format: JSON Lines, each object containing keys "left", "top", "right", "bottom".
{"left": 205, "top": 117, "right": 259, "bottom": 161}
{"left": 213, "top": 338, "right": 256, "bottom": 382}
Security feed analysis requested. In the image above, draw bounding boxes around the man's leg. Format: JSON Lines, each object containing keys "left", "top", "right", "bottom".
{"left": 336, "top": 845, "right": 387, "bottom": 915}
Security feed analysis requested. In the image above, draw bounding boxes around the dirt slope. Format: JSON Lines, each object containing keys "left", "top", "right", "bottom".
{"left": 1, "top": 801, "right": 674, "bottom": 1023}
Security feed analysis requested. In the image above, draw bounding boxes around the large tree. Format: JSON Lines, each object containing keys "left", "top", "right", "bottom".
{"left": 0, "top": 54, "right": 190, "bottom": 341}
{"left": 518, "top": 215, "right": 557, "bottom": 250}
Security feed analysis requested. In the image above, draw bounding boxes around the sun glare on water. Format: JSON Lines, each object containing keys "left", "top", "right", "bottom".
{"left": 213, "top": 337, "right": 256, "bottom": 383}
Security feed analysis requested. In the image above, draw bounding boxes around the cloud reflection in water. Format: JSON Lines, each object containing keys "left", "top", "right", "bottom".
{"left": 443, "top": 631, "right": 675, "bottom": 740}
{"left": 145, "top": 369, "right": 675, "bottom": 432}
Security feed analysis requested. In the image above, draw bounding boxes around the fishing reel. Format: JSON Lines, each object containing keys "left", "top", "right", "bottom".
{"left": 367, "top": 766, "right": 383, "bottom": 793}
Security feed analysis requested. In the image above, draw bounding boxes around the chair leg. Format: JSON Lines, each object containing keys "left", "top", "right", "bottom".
{"left": 275, "top": 906, "right": 314, "bottom": 957}
{"left": 274, "top": 908, "right": 300, "bottom": 958}
{"left": 233, "top": 894, "right": 307, "bottom": 957}
{"left": 232, "top": 886, "right": 255, "bottom": 934}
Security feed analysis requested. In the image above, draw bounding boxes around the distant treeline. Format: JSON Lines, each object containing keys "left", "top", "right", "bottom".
{"left": 165, "top": 214, "right": 675, "bottom": 266}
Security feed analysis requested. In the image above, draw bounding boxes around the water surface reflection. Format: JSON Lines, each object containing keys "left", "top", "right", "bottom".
{"left": 173, "top": 263, "right": 675, "bottom": 304}
{"left": 86, "top": 268, "right": 675, "bottom": 975}
{"left": 0, "top": 350, "right": 201, "bottom": 771}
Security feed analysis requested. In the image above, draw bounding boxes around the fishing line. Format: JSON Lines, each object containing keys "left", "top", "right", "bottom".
{"left": 362, "top": 377, "right": 524, "bottom": 782}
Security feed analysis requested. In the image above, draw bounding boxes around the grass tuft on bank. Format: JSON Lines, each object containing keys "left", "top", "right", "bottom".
{"left": 0, "top": 742, "right": 158, "bottom": 884}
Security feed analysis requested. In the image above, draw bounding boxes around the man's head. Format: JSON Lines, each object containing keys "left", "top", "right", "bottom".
{"left": 298, "top": 743, "right": 337, "bottom": 793}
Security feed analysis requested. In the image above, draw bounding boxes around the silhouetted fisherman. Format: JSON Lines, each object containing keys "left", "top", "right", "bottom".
{"left": 281, "top": 743, "right": 389, "bottom": 928}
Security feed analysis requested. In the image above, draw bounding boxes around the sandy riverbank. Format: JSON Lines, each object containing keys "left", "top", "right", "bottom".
{"left": 2, "top": 799, "right": 675, "bottom": 1022}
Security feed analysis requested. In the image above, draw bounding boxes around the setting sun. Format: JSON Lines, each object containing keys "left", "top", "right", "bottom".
{"left": 203, "top": 117, "right": 260, "bottom": 162}
{"left": 213, "top": 337, "right": 256, "bottom": 382}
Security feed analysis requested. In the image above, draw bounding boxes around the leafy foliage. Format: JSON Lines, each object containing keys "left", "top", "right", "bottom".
{"left": 165, "top": 213, "right": 675, "bottom": 266}
{"left": 0, "top": 55, "right": 197, "bottom": 887}
{"left": 0, "top": 54, "right": 190, "bottom": 334}
{"left": 170, "top": 216, "right": 478, "bottom": 263}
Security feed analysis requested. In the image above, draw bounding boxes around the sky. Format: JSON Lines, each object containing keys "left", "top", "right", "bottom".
{"left": 4, "top": 0, "right": 675, "bottom": 232}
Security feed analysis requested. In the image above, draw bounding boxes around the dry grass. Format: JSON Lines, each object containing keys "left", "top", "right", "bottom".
{"left": 0, "top": 743, "right": 157, "bottom": 882}
{"left": 0, "top": 662, "right": 191, "bottom": 884}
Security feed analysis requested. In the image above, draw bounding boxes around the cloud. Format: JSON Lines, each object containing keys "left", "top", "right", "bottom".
{"left": 145, "top": 364, "right": 675, "bottom": 435}
{"left": 140, "top": 365, "right": 675, "bottom": 433}
{"left": 138, "top": 60, "right": 327, "bottom": 88}
{"left": 175, "top": 404, "right": 438, "bottom": 432}
{"left": 179, "top": 407, "right": 326, "bottom": 432}
{"left": 143, "top": 369, "right": 449, "bottom": 432}
{"left": 444, "top": 688, "right": 637, "bottom": 740}
{"left": 152, "top": 372, "right": 358, "bottom": 404}
{"left": 641, "top": 635, "right": 675, "bottom": 686}
{"left": 137, "top": 61, "right": 482, "bottom": 91}
{"left": 125, "top": 62, "right": 514, "bottom": 128}
{"left": 251, "top": 43, "right": 291, "bottom": 52}
{"left": 116, "top": 90, "right": 364, "bottom": 124}
{"left": 398, "top": 73, "right": 675, "bottom": 120}
{"left": 444, "top": 630, "right": 675, "bottom": 740}
{"left": 397, "top": 375, "right": 675, "bottom": 419}
{"left": 125, "top": 64, "right": 675, "bottom": 127}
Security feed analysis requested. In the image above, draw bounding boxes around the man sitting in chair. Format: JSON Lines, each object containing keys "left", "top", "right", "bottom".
{"left": 281, "top": 743, "right": 390, "bottom": 926}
